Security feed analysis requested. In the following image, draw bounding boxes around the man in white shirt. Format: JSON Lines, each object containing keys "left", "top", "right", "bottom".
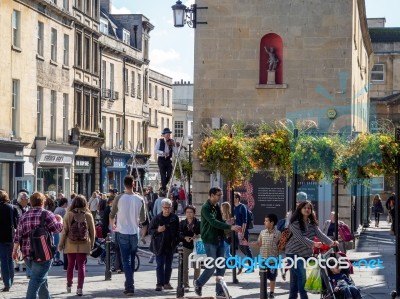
{"left": 154, "top": 128, "right": 178, "bottom": 191}
{"left": 88, "top": 192, "right": 99, "bottom": 220}
{"left": 110, "top": 175, "right": 146, "bottom": 296}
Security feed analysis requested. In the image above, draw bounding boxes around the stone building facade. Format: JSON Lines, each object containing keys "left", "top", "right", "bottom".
{"left": 172, "top": 80, "right": 194, "bottom": 144}
{"left": 368, "top": 18, "right": 400, "bottom": 197}
{"left": 192, "top": 0, "right": 373, "bottom": 224}
{"left": 98, "top": 1, "right": 172, "bottom": 192}
{"left": 0, "top": 0, "right": 76, "bottom": 199}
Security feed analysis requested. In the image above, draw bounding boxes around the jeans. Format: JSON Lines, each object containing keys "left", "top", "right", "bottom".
{"left": 118, "top": 233, "right": 138, "bottom": 292}
{"left": 67, "top": 253, "right": 87, "bottom": 289}
{"left": 156, "top": 250, "right": 174, "bottom": 285}
{"left": 0, "top": 243, "right": 14, "bottom": 288}
{"left": 196, "top": 239, "right": 226, "bottom": 294}
{"left": 286, "top": 253, "right": 308, "bottom": 299}
{"left": 223, "top": 241, "right": 231, "bottom": 259}
{"left": 25, "top": 259, "right": 52, "bottom": 299}
{"left": 341, "top": 285, "right": 362, "bottom": 299}
{"left": 53, "top": 233, "right": 60, "bottom": 261}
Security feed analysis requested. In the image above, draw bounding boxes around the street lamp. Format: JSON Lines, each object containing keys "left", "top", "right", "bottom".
{"left": 171, "top": 0, "right": 208, "bottom": 28}
{"left": 187, "top": 136, "right": 193, "bottom": 205}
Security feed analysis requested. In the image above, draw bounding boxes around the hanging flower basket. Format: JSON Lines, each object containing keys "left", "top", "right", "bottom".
{"left": 341, "top": 133, "right": 399, "bottom": 184}
{"left": 197, "top": 135, "right": 253, "bottom": 186}
{"left": 292, "top": 135, "right": 339, "bottom": 181}
{"left": 249, "top": 129, "right": 292, "bottom": 180}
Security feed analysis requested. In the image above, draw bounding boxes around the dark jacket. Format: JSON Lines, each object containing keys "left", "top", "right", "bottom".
{"left": 179, "top": 218, "right": 201, "bottom": 249}
{"left": 0, "top": 202, "right": 19, "bottom": 243}
{"left": 149, "top": 212, "right": 179, "bottom": 255}
{"left": 200, "top": 200, "right": 231, "bottom": 244}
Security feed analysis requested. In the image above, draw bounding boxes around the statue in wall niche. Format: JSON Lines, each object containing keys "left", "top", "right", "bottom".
{"left": 264, "top": 46, "right": 279, "bottom": 71}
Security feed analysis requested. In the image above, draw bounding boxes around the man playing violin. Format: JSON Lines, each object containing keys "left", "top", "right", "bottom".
{"left": 154, "top": 128, "right": 179, "bottom": 191}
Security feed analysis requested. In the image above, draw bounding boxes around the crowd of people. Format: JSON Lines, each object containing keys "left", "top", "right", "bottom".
{"left": 1, "top": 178, "right": 389, "bottom": 298}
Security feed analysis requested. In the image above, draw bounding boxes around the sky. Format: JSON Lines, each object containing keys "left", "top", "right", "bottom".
{"left": 112, "top": 0, "right": 400, "bottom": 83}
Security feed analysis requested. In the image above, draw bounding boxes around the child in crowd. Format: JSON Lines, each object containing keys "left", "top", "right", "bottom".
{"left": 328, "top": 259, "right": 361, "bottom": 299}
{"left": 252, "top": 214, "right": 281, "bottom": 299}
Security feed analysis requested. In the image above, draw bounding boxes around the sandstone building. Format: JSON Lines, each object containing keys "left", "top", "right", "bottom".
{"left": 192, "top": 0, "right": 373, "bottom": 225}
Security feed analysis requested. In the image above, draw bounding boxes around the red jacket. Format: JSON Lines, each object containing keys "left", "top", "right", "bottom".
{"left": 178, "top": 189, "right": 186, "bottom": 200}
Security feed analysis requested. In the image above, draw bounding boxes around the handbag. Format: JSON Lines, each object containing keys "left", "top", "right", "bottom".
{"left": 193, "top": 238, "right": 206, "bottom": 256}
{"left": 150, "top": 232, "right": 165, "bottom": 256}
{"left": 277, "top": 227, "right": 292, "bottom": 251}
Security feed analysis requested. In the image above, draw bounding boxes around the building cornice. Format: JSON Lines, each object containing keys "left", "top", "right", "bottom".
{"left": 357, "top": 0, "right": 373, "bottom": 56}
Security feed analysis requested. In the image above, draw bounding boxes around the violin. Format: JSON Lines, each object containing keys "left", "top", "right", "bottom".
{"left": 166, "top": 138, "right": 181, "bottom": 148}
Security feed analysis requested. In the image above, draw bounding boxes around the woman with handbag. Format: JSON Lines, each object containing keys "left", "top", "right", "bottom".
{"left": 149, "top": 198, "right": 179, "bottom": 292}
{"left": 372, "top": 194, "right": 384, "bottom": 227}
{"left": 179, "top": 205, "right": 201, "bottom": 292}
{"left": 285, "top": 201, "right": 338, "bottom": 299}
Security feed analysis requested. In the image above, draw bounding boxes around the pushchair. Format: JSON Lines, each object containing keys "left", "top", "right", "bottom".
{"left": 319, "top": 249, "right": 359, "bottom": 299}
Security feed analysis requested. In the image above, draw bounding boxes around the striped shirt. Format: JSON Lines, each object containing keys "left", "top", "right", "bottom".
{"left": 14, "top": 208, "right": 63, "bottom": 258}
{"left": 285, "top": 220, "right": 333, "bottom": 257}
{"left": 258, "top": 228, "right": 281, "bottom": 258}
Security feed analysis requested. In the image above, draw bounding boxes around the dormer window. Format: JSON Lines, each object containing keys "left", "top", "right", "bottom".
{"left": 100, "top": 19, "right": 108, "bottom": 35}
{"left": 123, "top": 29, "right": 130, "bottom": 45}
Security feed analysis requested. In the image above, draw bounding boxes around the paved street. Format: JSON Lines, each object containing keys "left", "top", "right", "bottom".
{"left": 1, "top": 221, "right": 396, "bottom": 299}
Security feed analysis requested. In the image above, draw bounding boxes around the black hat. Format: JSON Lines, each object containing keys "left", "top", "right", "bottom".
{"left": 18, "top": 188, "right": 29, "bottom": 195}
{"left": 162, "top": 128, "right": 172, "bottom": 135}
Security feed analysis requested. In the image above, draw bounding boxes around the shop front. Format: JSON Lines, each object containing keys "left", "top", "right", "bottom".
{"left": 36, "top": 150, "right": 74, "bottom": 199}
{"left": 74, "top": 157, "right": 95, "bottom": 199}
{"left": 100, "top": 150, "right": 130, "bottom": 193}
{"left": 0, "top": 139, "right": 27, "bottom": 199}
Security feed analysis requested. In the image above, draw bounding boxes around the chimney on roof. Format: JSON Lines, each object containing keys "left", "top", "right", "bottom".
{"left": 100, "top": 0, "right": 112, "bottom": 14}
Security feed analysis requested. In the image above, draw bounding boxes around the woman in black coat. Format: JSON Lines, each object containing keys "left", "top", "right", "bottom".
{"left": 149, "top": 198, "right": 179, "bottom": 291}
{"left": 179, "top": 205, "right": 201, "bottom": 292}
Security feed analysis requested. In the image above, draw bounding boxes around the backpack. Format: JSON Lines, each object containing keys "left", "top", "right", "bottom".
{"left": 29, "top": 211, "right": 56, "bottom": 262}
{"left": 246, "top": 209, "right": 254, "bottom": 230}
{"left": 68, "top": 210, "right": 89, "bottom": 242}
{"left": 277, "top": 227, "right": 292, "bottom": 251}
{"left": 338, "top": 222, "right": 354, "bottom": 242}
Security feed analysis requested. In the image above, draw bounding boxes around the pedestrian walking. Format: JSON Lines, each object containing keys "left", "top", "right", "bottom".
{"left": 59, "top": 195, "right": 95, "bottom": 296}
{"left": 109, "top": 175, "right": 146, "bottom": 296}
{"left": 233, "top": 192, "right": 253, "bottom": 274}
{"left": 285, "top": 201, "right": 338, "bottom": 299}
{"left": 0, "top": 190, "right": 19, "bottom": 292}
{"left": 12, "top": 192, "right": 63, "bottom": 299}
{"left": 179, "top": 205, "right": 201, "bottom": 292}
{"left": 252, "top": 213, "right": 280, "bottom": 299}
{"left": 221, "top": 202, "right": 233, "bottom": 259}
{"left": 194, "top": 187, "right": 241, "bottom": 298}
{"left": 13, "top": 191, "right": 29, "bottom": 274}
{"left": 372, "top": 194, "right": 384, "bottom": 227}
{"left": 53, "top": 197, "right": 69, "bottom": 266}
{"left": 153, "top": 189, "right": 167, "bottom": 217}
{"left": 322, "top": 212, "right": 347, "bottom": 253}
{"left": 88, "top": 192, "right": 99, "bottom": 220}
{"left": 149, "top": 198, "right": 180, "bottom": 291}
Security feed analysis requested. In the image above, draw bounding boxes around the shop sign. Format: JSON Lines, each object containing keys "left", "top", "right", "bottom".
{"left": 113, "top": 157, "right": 125, "bottom": 168}
{"left": 75, "top": 159, "right": 91, "bottom": 174}
{"left": 104, "top": 156, "right": 114, "bottom": 167}
{"left": 39, "top": 154, "right": 72, "bottom": 164}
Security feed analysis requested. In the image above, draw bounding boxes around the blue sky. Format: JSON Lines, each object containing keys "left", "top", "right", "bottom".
{"left": 112, "top": 0, "right": 400, "bottom": 83}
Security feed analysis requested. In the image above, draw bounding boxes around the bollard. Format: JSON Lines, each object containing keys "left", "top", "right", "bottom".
{"left": 260, "top": 270, "right": 267, "bottom": 299}
{"left": 104, "top": 233, "right": 112, "bottom": 281}
{"left": 176, "top": 242, "right": 184, "bottom": 298}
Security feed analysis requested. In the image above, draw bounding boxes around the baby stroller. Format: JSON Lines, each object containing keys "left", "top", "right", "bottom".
{"left": 319, "top": 249, "right": 359, "bottom": 299}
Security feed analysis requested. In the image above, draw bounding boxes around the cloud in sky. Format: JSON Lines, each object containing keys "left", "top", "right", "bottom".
{"left": 111, "top": 4, "right": 132, "bottom": 14}
{"left": 151, "top": 65, "right": 192, "bottom": 83}
{"left": 150, "top": 48, "right": 181, "bottom": 65}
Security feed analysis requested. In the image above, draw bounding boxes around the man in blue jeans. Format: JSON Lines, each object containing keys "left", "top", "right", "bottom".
{"left": 194, "top": 187, "right": 240, "bottom": 297}
{"left": 110, "top": 175, "right": 146, "bottom": 296}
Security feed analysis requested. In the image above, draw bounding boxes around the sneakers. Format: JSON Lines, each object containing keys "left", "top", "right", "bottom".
{"left": 216, "top": 293, "right": 232, "bottom": 299}
{"left": 282, "top": 272, "right": 286, "bottom": 281}
{"left": 66, "top": 286, "right": 71, "bottom": 293}
{"left": 184, "top": 287, "right": 190, "bottom": 292}
{"left": 76, "top": 288, "right": 83, "bottom": 296}
{"left": 163, "top": 283, "right": 173, "bottom": 290}
{"left": 194, "top": 280, "right": 202, "bottom": 296}
{"left": 269, "top": 292, "right": 275, "bottom": 298}
{"left": 155, "top": 284, "right": 163, "bottom": 291}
